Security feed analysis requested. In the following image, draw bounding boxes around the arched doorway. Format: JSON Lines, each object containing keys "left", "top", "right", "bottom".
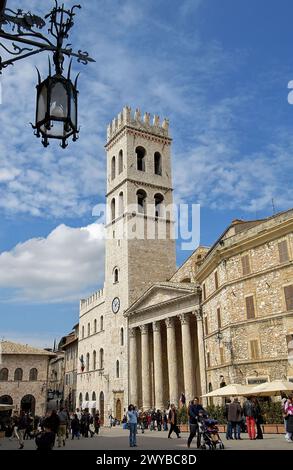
{"left": 21, "top": 395, "right": 35, "bottom": 415}
{"left": 99, "top": 391, "right": 104, "bottom": 426}
{"left": 115, "top": 398, "right": 122, "bottom": 422}
{"left": 0, "top": 395, "right": 13, "bottom": 426}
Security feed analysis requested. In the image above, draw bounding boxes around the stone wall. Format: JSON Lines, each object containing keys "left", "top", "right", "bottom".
{"left": 0, "top": 354, "right": 50, "bottom": 416}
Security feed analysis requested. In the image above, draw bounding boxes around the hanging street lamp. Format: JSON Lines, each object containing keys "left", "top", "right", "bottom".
{"left": 0, "top": 1, "right": 95, "bottom": 148}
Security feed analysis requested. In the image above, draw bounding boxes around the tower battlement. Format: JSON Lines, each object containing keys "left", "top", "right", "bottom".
{"left": 107, "top": 106, "right": 170, "bottom": 142}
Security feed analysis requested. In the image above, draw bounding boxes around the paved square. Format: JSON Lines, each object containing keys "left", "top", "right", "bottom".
{"left": 0, "top": 427, "right": 292, "bottom": 451}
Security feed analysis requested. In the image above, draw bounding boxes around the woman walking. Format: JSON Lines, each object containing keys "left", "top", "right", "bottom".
{"left": 284, "top": 396, "right": 293, "bottom": 442}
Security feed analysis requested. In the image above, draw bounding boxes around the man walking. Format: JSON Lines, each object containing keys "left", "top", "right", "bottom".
{"left": 227, "top": 398, "right": 242, "bottom": 440}
{"left": 57, "top": 407, "right": 69, "bottom": 447}
{"left": 187, "top": 397, "right": 205, "bottom": 448}
{"left": 243, "top": 397, "right": 256, "bottom": 440}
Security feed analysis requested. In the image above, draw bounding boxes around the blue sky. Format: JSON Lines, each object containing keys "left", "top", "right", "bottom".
{"left": 1, "top": 0, "right": 293, "bottom": 347}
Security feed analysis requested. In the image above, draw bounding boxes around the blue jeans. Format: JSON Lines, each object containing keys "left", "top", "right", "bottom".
{"left": 129, "top": 423, "right": 137, "bottom": 447}
{"left": 226, "top": 421, "right": 232, "bottom": 439}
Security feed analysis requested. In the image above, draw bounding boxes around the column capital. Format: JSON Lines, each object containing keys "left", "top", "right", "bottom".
{"left": 192, "top": 309, "right": 202, "bottom": 321}
{"left": 178, "top": 313, "right": 190, "bottom": 325}
{"left": 129, "top": 327, "right": 137, "bottom": 338}
{"left": 139, "top": 324, "right": 149, "bottom": 335}
{"left": 152, "top": 321, "right": 161, "bottom": 332}
{"left": 165, "top": 317, "right": 175, "bottom": 329}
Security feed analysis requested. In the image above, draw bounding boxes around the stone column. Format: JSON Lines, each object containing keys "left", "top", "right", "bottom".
{"left": 140, "top": 324, "right": 151, "bottom": 410}
{"left": 152, "top": 321, "right": 164, "bottom": 410}
{"left": 165, "top": 317, "right": 178, "bottom": 406}
{"left": 129, "top": 328, "right": 138, "bottom": 406}
{"left": 194, "top": 310, "right": 206, "bottom": 400}
{"left": 179, "top": 313, "right": 194, "bottom": 402}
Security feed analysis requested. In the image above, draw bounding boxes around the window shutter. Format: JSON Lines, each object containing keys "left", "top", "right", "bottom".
{"left": 241, "top": 255, "right": 251, "bottom": 276}
{"left": 250, "top": 340, "right": 260, "bottom": 360}
{"left": 214, "top": 271, "right": 219, "bottom": 290}
{"left": 246, "top": 296, "right": 255, "bottom": 319}
{"left": 207, "top": 352, "right": 211, "bottom": 368}
{"left": 217, "top": 307, "right": 221, "bottom": 329}
{"left": 284, "top": 285, "right": 293, "bottom": 311}
{"left": 219, "top": 347, "right": 224, "bottom": 364}
{"left": 203, "top": 283, "right": 206, "bottom": 301}
{"left": 278, "top": 240, "right": 289, "bottom": 263}
{"left": 205, "top": 317, "right": 208, "bottom": 335}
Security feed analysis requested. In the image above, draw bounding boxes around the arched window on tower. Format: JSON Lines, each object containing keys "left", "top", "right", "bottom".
{"left": 154, "top": 152, "right": 162, "bottom": 175}
{"left": 99, "top": 349, "right": 104, "bottom": 369}
{"left": 113, "top": 268, "right": 119, "bottom": 284}
{"left": 94, "top": 319, "right": 97, "bottom": 333}
{"left": 93, "top": 350, "right": 96, "bottom": 370}
{"left": 116, "top": 360, "right": 120, "bottom": 378}
{"left": 111, "top": 156, "right": 116, "bottom": 180}
{"left": 100, "top": 316, "right": 104, "bottom": 331}
{"left": 136, "top": 146, "right": 146, "bottom": 171}
{"left": 87, "top": 322, "right": 90, "bottom": 336}
{"left": 137, "top": 189, "right": 147, "bottom": 214}
{"left": 120, "top": 328, "right": 124, "bottom": 346}
{"left": 111, "top": 198, "right": 116, "bottom": 221}
{"left": 119, "top": 192, "right": 124, "bottom": 217}
{"left": 86, "top": 353, "right": 90, "bottom": 372}
{"left": 82, "top": 326, "right": 85, "bottom": 339}
{"left": 118, "top": 150, "right": 123, "bottom": 174}
{"left": 154, "top": 193, "right": 164, "bottom": 217}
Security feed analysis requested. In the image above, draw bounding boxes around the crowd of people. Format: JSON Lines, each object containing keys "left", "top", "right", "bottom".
{"left": 2, "top": 393, "right": 293, "bottom": 450}
{"left": 4, "top": 407, "right": 101, "bottom": 451}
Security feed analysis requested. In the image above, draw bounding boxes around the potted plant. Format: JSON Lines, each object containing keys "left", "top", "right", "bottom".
{"left": 178, "top": 405, "right": 189, "bottom": 432}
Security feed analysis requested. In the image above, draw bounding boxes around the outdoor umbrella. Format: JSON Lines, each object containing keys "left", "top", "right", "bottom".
{"left": 202, "top": 383, "right": 254, "bottom": 397}
{"left": 246, "top": 380, "right": 293, "bottom": 396}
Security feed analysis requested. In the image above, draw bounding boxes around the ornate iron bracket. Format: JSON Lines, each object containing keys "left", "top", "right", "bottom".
{"left": 0, "top": 0, "right": 95, "bottom": 73}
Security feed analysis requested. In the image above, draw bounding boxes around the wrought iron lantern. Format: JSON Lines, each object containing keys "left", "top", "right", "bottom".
{"left": 0, "top": 1, "right": 95, "bottom": 148}
{"left": 33, "top": 62, "right": 79, "bottom": 148}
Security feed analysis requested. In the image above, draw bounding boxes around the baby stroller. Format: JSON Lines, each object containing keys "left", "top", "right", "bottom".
{"left": 197, "top": 415, "right": 224, "bottom": 450}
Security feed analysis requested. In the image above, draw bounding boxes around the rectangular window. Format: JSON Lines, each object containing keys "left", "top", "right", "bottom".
{"left": 204, "top": 317, "right": 208, "bottom": 335}
{"left": 219, "top": 347, "right": 224, "bottom": 364}
{"left": 207, "top": 352, "right": 211, "bottom": 368}
{"left": 214, "top": 271, "right": 219, "bottom": 290}
{"left": 250, "top": 340, "right": 260, "bottom": 360}
{"left": 246, "top": 295, "right": 255, "bottom": 319}
{"left": 284, "top": 285, "right": 293, "bottom": 311}
{"left": 203, "top": 283, "right": 206, "bottom": 301}
{"left": 279, "top": 240, "right": 289, "bottom": 263}
{"left": 217, "top": 307, "right": 221, "bottom": 329}
{"left": 241, "top": 254, "right": 251, "bottom": 276}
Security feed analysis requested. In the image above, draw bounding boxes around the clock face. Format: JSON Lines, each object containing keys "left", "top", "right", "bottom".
{"left": 112, "top": 297, "right": 120, "bottom": 314}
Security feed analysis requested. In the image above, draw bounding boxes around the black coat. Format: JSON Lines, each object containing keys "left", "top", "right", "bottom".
{"left": 287, "top": 415, "right": 293, "bottom": 433}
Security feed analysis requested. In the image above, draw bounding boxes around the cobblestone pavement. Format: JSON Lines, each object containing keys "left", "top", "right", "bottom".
{"left": 0, "top": 427, "right": 292, "bottom": 451}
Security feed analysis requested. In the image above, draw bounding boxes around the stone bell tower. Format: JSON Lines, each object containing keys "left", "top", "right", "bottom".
{"left": 104, "top": 107, "right": 176, "bottom": 412}
{"left": 105, "top": 106, "right": 176, "bottom": 306}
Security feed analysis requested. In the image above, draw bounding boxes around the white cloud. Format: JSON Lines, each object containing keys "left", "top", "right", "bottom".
{"left": 0, "top": 223, "right": 105, "bottom": 303}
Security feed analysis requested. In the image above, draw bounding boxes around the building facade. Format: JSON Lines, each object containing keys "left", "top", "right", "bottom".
{"left": 195, "top": 211, "right": 293, "bottom": 395}
{"left": 0, "top": 341, "right": 55, "bottom": 416}
{"left": 76, "top": 108, "right": 293, "bottom": 419}
{"left": 61, "top": 325, "right": 79, "bottom": 412}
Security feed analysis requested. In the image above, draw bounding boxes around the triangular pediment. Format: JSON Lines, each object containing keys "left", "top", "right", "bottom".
{"left": 125, "top": 282, "right": 198, "bottom": 316}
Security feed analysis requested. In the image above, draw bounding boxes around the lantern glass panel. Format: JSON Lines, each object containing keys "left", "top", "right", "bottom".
{"left": 70, "top": 91, "right": 77, "bottom": 128}
{"left": 50, "top": 81, "right": 68, "bottom": 119}
{"left": 37, "top": 84, "right": 47, "bottom": 123}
